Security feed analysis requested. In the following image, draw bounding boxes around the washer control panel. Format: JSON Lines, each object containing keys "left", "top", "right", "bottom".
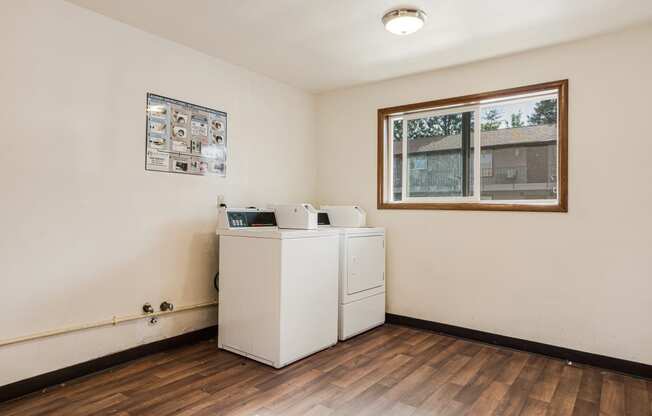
{"left": 222, "top": 209, "right": 277, "bottom": 228}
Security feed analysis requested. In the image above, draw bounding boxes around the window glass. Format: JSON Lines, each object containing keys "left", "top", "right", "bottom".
{"left": 481, "top": 151, "right": 493, "bottom": 177}
{"left": 480, "top": 96, "right": 558, "bottom": 200}
{"left": 405, "top": 112, "right": 474, "bottom": 198}
{"left": 391, "top": 118, "right": 403, "bottom": 201}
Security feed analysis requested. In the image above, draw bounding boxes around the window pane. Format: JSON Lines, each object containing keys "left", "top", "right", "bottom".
{"left": 480, "top": 96, "right": 558, "bottom": 200}
{"left": 406, "top": 112, "right": 474, "bottom": 198}
{"left": 391, "top": 118, "right": 403, "bottom": 201}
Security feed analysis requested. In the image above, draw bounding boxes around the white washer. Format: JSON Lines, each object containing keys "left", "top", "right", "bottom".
{"left": 319, "top": 206, "right": 386, "bottom": 340}
{"left": 216, "top": 208, "right": 339, "bottom": 368}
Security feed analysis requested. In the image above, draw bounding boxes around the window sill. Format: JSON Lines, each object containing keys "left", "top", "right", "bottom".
{"left": 377, "top": 200, "right": 567, "bottom": 212}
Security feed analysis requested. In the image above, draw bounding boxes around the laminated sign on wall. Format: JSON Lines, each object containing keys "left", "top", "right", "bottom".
{"left": 145, "top": 93, "right": 227, "bottom": 176}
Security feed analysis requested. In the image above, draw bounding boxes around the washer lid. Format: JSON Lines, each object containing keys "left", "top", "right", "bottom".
{"left": 217, "top": 227, "right": 341, "bottom": 239}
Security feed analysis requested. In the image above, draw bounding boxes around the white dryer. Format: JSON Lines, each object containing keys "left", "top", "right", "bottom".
{"left": 216, "top": 207, "right": 339, "bottom": 368}
{"left": 336, "top": 227, "right": 386, "bottom": 340}
{"left": 320, "top": 206, "right": 386, "bottom": 340}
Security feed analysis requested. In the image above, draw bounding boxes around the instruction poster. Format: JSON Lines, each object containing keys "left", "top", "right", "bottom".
{"left": 145, "top": 93, "right": 227, "bottom": 176}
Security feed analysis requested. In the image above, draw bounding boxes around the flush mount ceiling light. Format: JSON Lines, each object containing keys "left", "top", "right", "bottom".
{"left": 382, "top": 8, "right": 427, "bottom": 35}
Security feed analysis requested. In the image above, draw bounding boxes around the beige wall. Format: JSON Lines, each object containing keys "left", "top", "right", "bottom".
{"left": 2, "top": 1, "right": 651, "bottom": 389}
{"left": 317, "top": 24, "right": 652, "bottom": 365}
{"left": 0, "top": 1, "right": 317, "bottom": 386}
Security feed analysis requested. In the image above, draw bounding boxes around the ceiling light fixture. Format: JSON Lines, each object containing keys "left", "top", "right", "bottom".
{"left": 382, "top": 8, "right": 427, "bottom": 35}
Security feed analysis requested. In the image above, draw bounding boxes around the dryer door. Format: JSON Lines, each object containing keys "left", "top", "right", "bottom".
{"left": 346, "top": 235, "right": 385, "bottom": 295}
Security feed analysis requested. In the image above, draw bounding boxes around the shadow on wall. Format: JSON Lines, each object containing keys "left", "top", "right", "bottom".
{"left": 182, "top": 229, "right": 220, "bottom": 301}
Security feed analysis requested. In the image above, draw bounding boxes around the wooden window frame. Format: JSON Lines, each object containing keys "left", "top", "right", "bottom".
{"left": 377, "top": 79, "right": 568, "bottom": 212}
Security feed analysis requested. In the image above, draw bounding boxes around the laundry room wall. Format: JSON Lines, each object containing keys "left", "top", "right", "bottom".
{"left": 0, "top": 1, "right": 317, "bottom": 386}
{"left": 316, "top": 23, "right": 652, "bottom": 365}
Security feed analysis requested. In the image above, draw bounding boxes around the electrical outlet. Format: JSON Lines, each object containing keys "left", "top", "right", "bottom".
{"left": 216, "top": 195, "right": 225, "bottom": 207}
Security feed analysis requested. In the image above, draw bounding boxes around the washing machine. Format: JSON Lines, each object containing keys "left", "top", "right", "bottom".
{"left": 320, "top": 206, "right": 386, "bottom": 340}
{"left": 216, "top": 207, "right": 339, "bottom": 368}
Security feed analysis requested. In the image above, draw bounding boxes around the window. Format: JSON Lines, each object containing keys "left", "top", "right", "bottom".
{"left": 378, "top": 80, "right": 568, "bottom": 212}
{"left": 481, "top": 151, "right": 493, "bottom": 177}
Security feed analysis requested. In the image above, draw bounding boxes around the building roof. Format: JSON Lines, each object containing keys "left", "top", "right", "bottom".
{"left": 394, "top": 124, "right": 557, "bottom": 155}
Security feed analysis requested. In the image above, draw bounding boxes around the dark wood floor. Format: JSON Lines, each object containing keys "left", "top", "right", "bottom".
{"left": 1, "top": 324, "right": 651, "bottom": 416}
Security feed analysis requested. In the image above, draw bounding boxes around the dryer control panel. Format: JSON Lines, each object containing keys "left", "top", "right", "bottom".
{"left": 321, "top": 205, "right": 366, "bottom": 227}
{"left": 269, "top": 203, "right": 319, "bottom": 230}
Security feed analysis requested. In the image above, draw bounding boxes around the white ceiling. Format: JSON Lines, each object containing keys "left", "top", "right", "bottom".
{"left": 68, "top": 0, "right": 652, "bottom": 92}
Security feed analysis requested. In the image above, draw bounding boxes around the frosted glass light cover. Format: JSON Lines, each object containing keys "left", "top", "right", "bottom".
{"left": 385, "top": 15, "right": 424, "bottom": 35}
{"left": 382, "top": 9, "right": 426, "bottom": 35}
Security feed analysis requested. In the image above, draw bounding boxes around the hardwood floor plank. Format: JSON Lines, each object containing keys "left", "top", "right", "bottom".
{"left": 600, "top": 373, "right": 626, "bottom": 416}
{"left": 330, "top": 337, "right": 412, "bottom": 388}
{"left": 384, "top": 401, "right": 417, "bottom": 416}
{"left": 65, "top": 392, "right": 127, "bottom": 416}
{"left": 453, "top": 349, "right": 511, "bottom": 405}
{"left": 493, "top": 354, "right": 547, "bottom": 416}
{"left": 576, "top": 368, "right": 603, "bottom": 404}
{"left": 219, "top": 369, "right": 323, "bottom": 416}
{"left": 4, "top": 346, "right": 196, "bottom": 414}
{"left": 317, "top": 330, "right": 398, "bottom": 373}
{"left": 378, "top": 342, "right": 451, "bottom": 389}
{"left": 0, "top": 395, "right": 70, "bottom": 416}
{"left": 142, "top": 390, "right": 211, "bottom": 416}
{"left": 449, "top": 347, "right": 493, "bottom": 386}
{"left": 648, "top": 381, "right": 652, "bottom": 415}
{"left": 371, "top": 334, "right": 415, "bottom": 359}
{"left": 382, "top": 402, "right": 417, "bottom": 416}
{"left": 428, "top": 339, "right": 467, "bottom": 368}
{"left": 458, "top": 341, "right": 485, "bottom": 357}
{"left": 266, "top": 371, "right": 336, "bottom": 410}
{"left": 111, "top": 361, "right": 260, "bottom": 414}
{"left": 322, "top": 353, "right": 412, "bottom": 410}
{"left": 382, "top": 362, "right": 436, "bottom": 405}
{"left": 520, "top": 398, "right": 549, "bottom": 416}
{"left": 495, "top": 352, "right": 530, "bottom": 386}
{"left": 172, "top": 373, "right": 267, "bottom": 416}
{"left": 270, "top": 381, "right": 340, "bottom": 416}
{"left": 400, "top": 353, "right": 471, "bottom": 408}
{"left": 413, "top": 383, "right": 465, "bottom": 416}
{"left": 409, "top": 334, "right": 446, "bottom": 356}
{"left": 303, "top": 404, "right": 335, "bottom": 416}
{"left": 625, "top": 377, "right": 651, "bottom": 416}
{"left": 329, "top": 382, "right": 390, "bottom": 416}
{"left": 354, "top": 396, "right": 396, "bottom": 416}
{"left": 404, "top": 331, "right": 433, "bottom": 346}
{"left": 64, "top": 343, "right": 225, "bottom": 401}
{"left": 463, "top": 381, "right": 508, "bottom": 416}
{"left": 243, "top": 408, "right": 276, "bottom": 416}
{"left": 546, "top": 364, "right": 583, "bottom": 416}
{"left": 1, "top": 325, "right": 650, "bottom": 416}
{"left": 570, "top": 398, "right": 600, "bottom": 416}
{"left": 529, "top": 360, "right": 565, "bottom": 402}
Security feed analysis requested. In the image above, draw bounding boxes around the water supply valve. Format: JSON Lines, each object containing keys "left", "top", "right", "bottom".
{"left": 160, "top": 301, "right": 174, "bottom": 312}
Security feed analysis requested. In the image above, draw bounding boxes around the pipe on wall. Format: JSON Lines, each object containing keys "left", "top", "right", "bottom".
{"left": 0, "top": 301, "right": 218, "bottom": 348}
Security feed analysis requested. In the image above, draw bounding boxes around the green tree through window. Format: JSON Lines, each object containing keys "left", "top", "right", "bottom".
{"left": 528, "top": 99, "right": 558, "bottom": 125}
{"left": 481, "top": 109, "right": 502, "bottom": 131}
